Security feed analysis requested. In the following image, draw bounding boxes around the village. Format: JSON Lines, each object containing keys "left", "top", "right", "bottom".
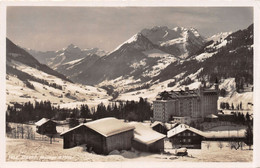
{"left": 5, "top": 81, "right": 253, "bottom": 162}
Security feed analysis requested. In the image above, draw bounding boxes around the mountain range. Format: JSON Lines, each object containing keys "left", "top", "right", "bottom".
{"left": 6, "top": 24, "right": 253, "bottom": 107}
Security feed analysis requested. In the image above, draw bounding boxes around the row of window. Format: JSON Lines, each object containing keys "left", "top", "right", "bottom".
{"left": 177, "top": 132, "right": 196, "bottom": 136}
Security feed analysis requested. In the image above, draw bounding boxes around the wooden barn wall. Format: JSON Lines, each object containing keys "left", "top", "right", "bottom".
{"left": 63, "top": 126, "right": 87, "bottom": 149}
{"left": 82, "top": 127, "right": 104, "bottom": 154}
{"left": 132, "top": 140, "right": 149, "bottom": 152}
{"left": 132, "top": 138, "right": 164, "bottom": 153}
{"left": 148, "top": 139, "right": 164, "bottom": 153}
{"left": 105, "top": 130, "right": 134, "bottom": 154}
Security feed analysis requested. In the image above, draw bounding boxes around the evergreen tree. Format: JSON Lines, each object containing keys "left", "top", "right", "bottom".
{"left": 244, "top": 124, "right": 253, "bottom": 150}
{"left": 246, "top": 112, "right": 250, "bottom": 124}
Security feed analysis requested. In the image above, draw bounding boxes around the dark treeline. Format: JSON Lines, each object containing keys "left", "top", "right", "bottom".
{"left": 6, "top": 97, "right": 153, "bottom": 123}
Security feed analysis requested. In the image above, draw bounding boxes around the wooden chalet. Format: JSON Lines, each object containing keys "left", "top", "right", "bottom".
{"left": 35, "top": 118, "right": 57, "bottom": 135}
{"left": 129, "top": 122, "right": 166, "bottom": 153}
{"left": 60, "top": 117, "right": 135, "bottom": 155}
{"left": 167, "top": 124, "right": 205, "bottom": 149}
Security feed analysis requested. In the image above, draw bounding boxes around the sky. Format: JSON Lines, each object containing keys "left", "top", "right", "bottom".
{"left": 7, "top": 7, "right": 253, "bottom": 52}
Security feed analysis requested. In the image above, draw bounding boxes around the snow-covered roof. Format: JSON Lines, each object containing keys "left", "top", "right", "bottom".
{"left": 167, "top": 124, "right": 204, "bottom": 138}
{"left": 203, "top": 130, "right": 246, "bottom": 139}
{"left": 205, "top": 114, "right": 218, "bottom": 119}
{"left": 85, "top": 117, "right": 135, "bottom": 137}
{"left": 129, "top": 122, "right": 166, "bottom": 145}
{"left": 167, "top": 123, "right": 245, "bottom": 139}
{"left": 35, "top": 118, "right": 53, "bottom": 126}
{"left": 60, "top": 124, "right": 85, "bottom": 136}
{"left": 60, "top": 117, "right": 135, "bottom": 137}
{"left": 150, "top": 121, "right": 178, "bottom": 130}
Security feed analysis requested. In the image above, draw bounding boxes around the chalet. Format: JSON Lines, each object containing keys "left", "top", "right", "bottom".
{"left": 150, "top": 121, "right": 178, "bottom": 135}
{"left": 60, "top": 117, "right": 135, "bottom": 155}
{"left": 35, "top": 118, "right": 57, "bottom": 135}
{"left": 167, "top": 124, "right": 205, "bottom": 149}
{"left": 129, "top": 122, "right": 166, "bottom": 153}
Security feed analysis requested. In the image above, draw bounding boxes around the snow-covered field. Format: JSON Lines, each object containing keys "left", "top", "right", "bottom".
{"left": 6, "top": 138, "right": 252, "bottom": 162}
{"left": 6, "top": 61, "right": 111, "bottom": 110}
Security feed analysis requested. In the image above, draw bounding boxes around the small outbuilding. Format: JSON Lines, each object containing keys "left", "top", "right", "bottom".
{"left": 167, "top": 124, "right": 205, "bottom": 149}
{"left": 129, "top": 122, "right": 166, "bottom": 153}
{"left": 151, "top": 121, "right": 178, "bottom": 135}
{"left": 35, "top": 118, "right": 57, "bottom": 135}
{"left": 60, "top": 117, "right": 135, "bottom": 155}
{"left": 204, "top": 114, "right": 218, "bottom": 122}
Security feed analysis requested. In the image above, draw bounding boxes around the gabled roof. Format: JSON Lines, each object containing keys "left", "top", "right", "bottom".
{"left": 167, "top": 124, "right": 246, "bottom": 139}
{"left": 85, "top": 117, "right": 135, "bottom": 137}
{"left": 35, "top": 118, "right": 53, "bottom": 126}
{"left": 129, "top": 122, "right": 166, "bottom": 145}
{"left": 60, "top": 117, "right": 135, "bottom": 137}
{"left": 150, "top": 121, "right": 178, "bottom": 130}
{"left": 60, "top": 124, "right": 85, "bottom": 136}
{"left": 167, "top": 124, "right": 205, "bottom": 138}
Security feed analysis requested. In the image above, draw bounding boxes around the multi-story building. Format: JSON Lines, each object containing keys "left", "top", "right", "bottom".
{"left": 153, "top": 82, "right": 219, "bottom": 123}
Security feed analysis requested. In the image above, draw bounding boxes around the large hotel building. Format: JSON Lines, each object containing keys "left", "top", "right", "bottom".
{"left": 153, "top": 82, "right": 219, "bottom": 123}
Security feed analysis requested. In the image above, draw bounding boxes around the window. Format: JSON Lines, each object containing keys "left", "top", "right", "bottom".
{"left": 183, "top": 132, "right": 186, "bottom": 136}
{"left": 188, "top": 132, "right": 190, "bottom": 136}
{"left": 183, "top": 139, "right": 186, "bottom": 142}
{"left": 188, "top": 139, "right": 191, "bottom": 142}
{"left": 193, "top": 133, "right": 196, "bottom": 136}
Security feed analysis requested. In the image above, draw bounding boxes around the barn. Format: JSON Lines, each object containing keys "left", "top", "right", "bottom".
{"left": 129, "top": 122, "right": 166, "bottom": 153}
{"left": 35, "top": 118, "right": 57, "bottom": 135}
{"left": 60, "top": 117, "right": 135, "bottom": 155}
{"left": 167, "top": 124, "right": 205, "bottom": 149}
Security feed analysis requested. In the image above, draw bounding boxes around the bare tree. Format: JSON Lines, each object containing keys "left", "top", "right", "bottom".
{"left": 205, "top": 141, "right": 211, "bottom": 150}
{"left": 228, "top": 141, "right": 240, "bottom": 150}
{"left": 218, "top": 141, "right": 224, "bottom": 149}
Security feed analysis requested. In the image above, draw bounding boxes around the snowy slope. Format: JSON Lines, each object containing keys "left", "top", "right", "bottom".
{"left": 6, "top": 38, "right": 111, "bottom": 109}
{"left": 141, "top": 26, "right": 205, "bottom": 59}
{"left": 6, "top": 61, "right": 111, "bottom": 109}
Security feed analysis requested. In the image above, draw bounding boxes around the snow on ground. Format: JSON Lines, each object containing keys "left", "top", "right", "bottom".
{"left": 194, "top": 52, "right": 217, "bottom": 62}
{"left": 6, "top": 138, "right": 252, "bottom": 162}
{"left": 6, "top": 61, "right": 111, "bottom": 109}
{"left": 218, "top": 91, "right": 253, "bottom": 113}
{"left": 63, "top": 57, "right": 85, "bottom": 66}
{"left": 207, "top": 32, "right": 232, "bottom": 42}
{"left": 218, "top": 78, "right": 236, "bottom": 93}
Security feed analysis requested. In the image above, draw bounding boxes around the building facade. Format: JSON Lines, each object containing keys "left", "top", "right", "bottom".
{"left": 153, "top": 82, "right": 219, "bottom": 123}
{"left": 167, "top": 124, "right": 205, "bottom": 149}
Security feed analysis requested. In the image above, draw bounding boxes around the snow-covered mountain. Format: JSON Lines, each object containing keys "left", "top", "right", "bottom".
{"left": 117, "top": 24, "right": 253, "bottom": 109}
{"left": 74, "top": 33, "right": 181, "bottom": 89}
{"left": 72, "top": 26, "right": 206, "bottom": 86}
{"left": 141, "top": 26, "right": 205, "bottom": 59}
{"left": 11, "top": 24, "right": 253, "bottom": 110}
{"left": 6, "top": 38, "right": 111, "bottom": 109}
{"left": 26, "top": 44, "right": 107, "bottom": 70}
